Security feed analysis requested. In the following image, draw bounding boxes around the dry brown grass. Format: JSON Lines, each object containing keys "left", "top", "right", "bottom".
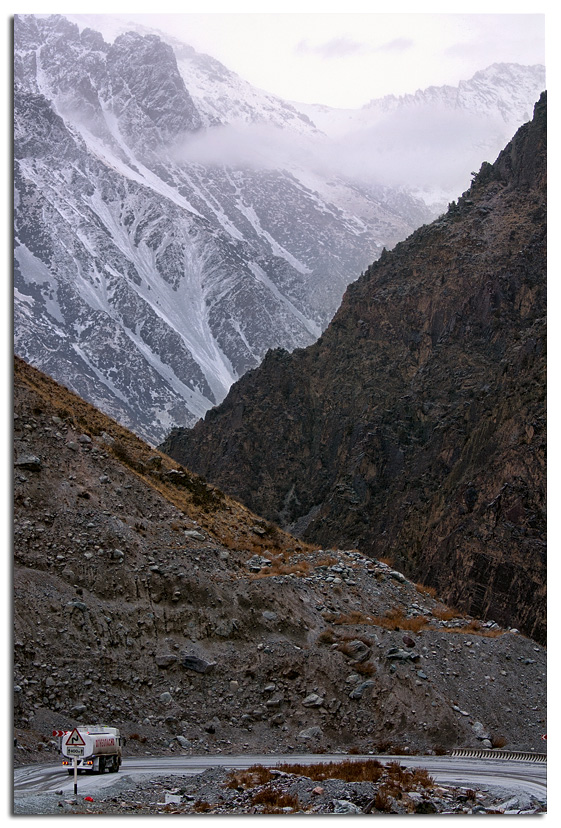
{"left": 226, "top": 765, "right": 275, "bottom": 789}
{"left": 251, "top": 788, "right": 300, "bottom": 812}
{"left": 253, "top": 558, "right": 312, "bottom": 578}
{"left": 432, "top": 606, "right": 461, "bottom": 622}
{"left": 356, "top": 661, "right": 377, "bottom": 676}
{"left": 314, "top": 554, "right": 339, "bottom": 567}
{"left": 317, "top": 628, "right": 338, "bottom": 644}
{"left": 276, "top": 759, "right": 385, "bottom": 783}
{"left": 193, "top": 801, "right": 212, "bottom": 812}
{"left": 415, "top": 583, "right": 438, "bottom": 599}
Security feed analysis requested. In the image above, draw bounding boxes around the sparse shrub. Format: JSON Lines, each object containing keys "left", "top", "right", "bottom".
{"left": 317, "top": 628, "right": 337, "bottom": 645}
{"left": 276, "top": 759, "right": 384, "bottom": 783}
{"left": 432, "top": 607, "right": 459, "bottom": 622}
{"left": 314, "top": 554, "right": 338, "bottom": 567}
{"left": 491, "top": 735, "right": 507, "bottom": 748}
{"left": 354, "top": 661, "right": 376, "bottom": 676}
{"left": 251, "top": 788, "right": 300, "bottom": 812}
{"left": 111, "top": 439, "right": 137, "bottom": 469}
{"left": 369, "top": 607, "right": 431, "bottom": 632}
{"left": 226, "top": 765, "right": 274, "bottom": 789}
{"left": 193, "top": 800, "right": 212, "bottom": 812}
{"left": 416, "top": 583, "right": 437, "bottom": 599}
{"left": 253, "top": 558, "right": 311, "bottom": 578}
{"left": 374, "top": 786, "right": 393, "bottom": 812}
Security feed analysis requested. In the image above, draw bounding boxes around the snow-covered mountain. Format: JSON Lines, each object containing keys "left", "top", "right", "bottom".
{"left": 13, "top": 14, "right": 545, "bottom": 443}
{"left": 297, "top": 62, "right": 546, "bottom": 203}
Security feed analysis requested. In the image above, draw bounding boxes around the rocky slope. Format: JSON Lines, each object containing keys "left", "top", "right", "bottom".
{"left": 13, "top": 357, "right": 546, "bottom": 769}
{"left": 161, "top": 95, "right": 546, "bottom": 644}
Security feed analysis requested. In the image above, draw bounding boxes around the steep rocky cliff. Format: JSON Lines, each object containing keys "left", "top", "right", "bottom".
{"left": 161, "top": 95, "right": 546, "bottom": 644}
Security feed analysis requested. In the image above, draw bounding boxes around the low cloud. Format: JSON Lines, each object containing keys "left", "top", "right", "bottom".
{"left": 169, "top": 104, "right": 512, "bottom": 199}
{"left": 295, "top": 36, "right": 413, "bottom": 60}
{"left": 377, "top": 37, "right": 413, "bottom": 53}
{"left": 295, "top": 36, "right": 369, "bottom": 59}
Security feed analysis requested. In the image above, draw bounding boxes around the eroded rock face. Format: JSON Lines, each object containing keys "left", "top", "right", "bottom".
{"left": 161, "top": 95, "right": 547, "bottom": 643}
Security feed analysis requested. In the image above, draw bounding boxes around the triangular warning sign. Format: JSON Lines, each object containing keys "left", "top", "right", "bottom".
{"left": 67, "top": 728, "right": 86, "bottom": 746}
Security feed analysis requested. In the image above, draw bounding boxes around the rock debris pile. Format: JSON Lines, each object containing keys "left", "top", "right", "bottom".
{"left": 16, "top": 763, "right": 545, "bottom": 816}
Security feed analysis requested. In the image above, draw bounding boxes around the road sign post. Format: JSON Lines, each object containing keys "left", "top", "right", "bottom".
{"left": 63, "top": 728, "right": 86, "bottom": 796}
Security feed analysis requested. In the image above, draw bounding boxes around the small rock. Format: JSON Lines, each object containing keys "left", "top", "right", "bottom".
{"left": 472, "top": 721, "right": 491, "bottom": 740}
{"left": 386, "top": 647, "right": 420, "bottom": 662}
{"left": 164, "top": 793, "right": 183, "bottom": 804}
{"left": 175, "top": 735, "right": 191, "bottom": 749}
{"left": 342, "top": 640, "right": 371, "bottom": 662}
{"left": 155, "top": 654, "right": 177, "bottom": 668}
{"left": 302, "top": 693, "right": 324, "bottom": 707}
{"left": 333, "top": 800, "right": 362, "bottom": 814}
{"left": 349, "top": 680, "right": 375, "bottom": 700}
{"left": 15, "top": 454, "right": 42, "bottom": 471}
{"left": 184, "top": 530, "right": 205, "bottom": 541}
{"left": 182, "top": 654, "right": 216, "bottom": 674}
{"left": 297, "top": 725, "right": 323, "bottom": 741}
{"left": 389, "top": 570, "right": 407, "bottom": 583}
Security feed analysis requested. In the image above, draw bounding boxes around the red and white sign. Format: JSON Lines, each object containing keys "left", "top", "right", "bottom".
{"left": 67, "top": 728, "right": 86, "bottom": 746}
{"left": 52, "top": 729, "right": 66, "bottom": 738}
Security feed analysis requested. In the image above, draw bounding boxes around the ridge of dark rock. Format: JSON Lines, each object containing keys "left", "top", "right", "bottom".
{"left": 160, "top": 93, "right": 546, "bottom": 643}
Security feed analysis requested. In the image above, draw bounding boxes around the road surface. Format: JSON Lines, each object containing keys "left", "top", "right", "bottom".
{"left": 14, "top": 752, "right": 546, "bottom": 802}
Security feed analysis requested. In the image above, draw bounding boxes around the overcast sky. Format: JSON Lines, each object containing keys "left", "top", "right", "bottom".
{"left": 54, "top": 4, "right": 545, "bottom": 109}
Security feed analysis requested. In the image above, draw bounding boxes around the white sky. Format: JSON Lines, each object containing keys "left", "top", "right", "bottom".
{"left": 27, "top": 3, "right": 546, "bottom": 109}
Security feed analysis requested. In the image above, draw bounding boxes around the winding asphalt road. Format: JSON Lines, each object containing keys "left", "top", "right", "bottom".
{"left": 14, "top": 752, "right": 546, "bottom": 802}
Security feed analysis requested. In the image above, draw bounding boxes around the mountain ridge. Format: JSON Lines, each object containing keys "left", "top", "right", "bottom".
{"left": 161, "top": 94, "right": 546, "bottom": 643}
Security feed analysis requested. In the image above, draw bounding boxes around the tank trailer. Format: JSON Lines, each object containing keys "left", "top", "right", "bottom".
{"left": 60, "top": 725, "right": 123, "bottom": 774}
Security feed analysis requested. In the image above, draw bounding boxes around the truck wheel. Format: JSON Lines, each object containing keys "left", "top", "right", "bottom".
{"left": 99, "top": 757, "right": 105, "bottom": 774}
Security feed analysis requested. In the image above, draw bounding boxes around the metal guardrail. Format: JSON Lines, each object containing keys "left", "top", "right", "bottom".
{"left": 451, "top": 748, "right": 546, "bottom": 763}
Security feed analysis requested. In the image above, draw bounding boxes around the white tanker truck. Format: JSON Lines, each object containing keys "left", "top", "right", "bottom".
{"left": 60, "top": 725, "right": 123, "bottom": 774}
